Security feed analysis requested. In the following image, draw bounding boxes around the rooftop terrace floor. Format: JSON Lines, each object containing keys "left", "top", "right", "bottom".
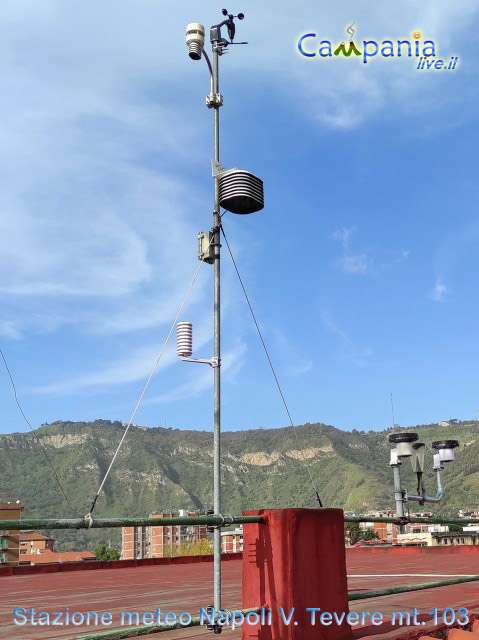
{"left": 2, "top": 548, "right": 479, "bottom": 639}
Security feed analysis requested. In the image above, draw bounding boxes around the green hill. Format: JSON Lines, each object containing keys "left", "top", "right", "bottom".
{"left": 0, "top": 419, "right": 478, "bottom": 551}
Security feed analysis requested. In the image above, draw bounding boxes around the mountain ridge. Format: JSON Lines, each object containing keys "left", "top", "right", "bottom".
{"left": 1, "top": 418, "right": 478, "bottom": 550}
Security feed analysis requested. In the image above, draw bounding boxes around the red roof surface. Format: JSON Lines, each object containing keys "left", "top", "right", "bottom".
{"left": 1, "top": 548, "right": 479, "bottom": 639}
{"left": 18, "top": 549, "right": 96, "bottom": 565}
{"left": 19, "top": 531, "right": 53, "bottom": 542}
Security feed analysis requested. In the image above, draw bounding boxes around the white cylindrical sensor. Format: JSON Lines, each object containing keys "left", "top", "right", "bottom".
{"left": 439, "top": 448, "right": 455, "bottom": 463}
{"left": 186, "top": 23, "right": 205, "bottom": 60}
{"left": 396, "top": 441, "right": 414, "bottom": 457}
{"left": 177, "top": 322, "right": 193, "bottom": 357}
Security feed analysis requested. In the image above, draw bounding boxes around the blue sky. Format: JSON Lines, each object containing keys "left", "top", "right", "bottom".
{"left": 0, "top": 1, "right": 477, "bottom": 434}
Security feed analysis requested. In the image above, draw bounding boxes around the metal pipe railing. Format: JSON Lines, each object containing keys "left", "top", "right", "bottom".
{"left": 0, "top": 514, "right": 263, "bottom": 531}
{"left": 1, "top": 513, "right": 478, "bottom": 531}
{"left": 349, "top": 574, "right": 479, "bottom": 601}
{"left": 74, "top": 608, "right": 261, "bottom": 640}
{"left": 345, "top": 514, "right": 479, "bottom": 526}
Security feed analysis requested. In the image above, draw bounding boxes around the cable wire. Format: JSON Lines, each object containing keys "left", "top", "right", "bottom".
{"left": 0, "top": 347, "right": 77, "bottom": 516}
{"left": 87, "top": 241, "right": 213, "bottom": 517}
{"left": 220, "top": 222, "right": 323, "bottom": 507}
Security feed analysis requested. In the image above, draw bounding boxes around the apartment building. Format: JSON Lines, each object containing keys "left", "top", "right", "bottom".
{"left": 221, "top": 527, "right": 243, "bottom": 553}
{"left": 0, "top": 502, "right": 23, "bottom": 566}
{"left": 122, "top": 510, "right": 208, "bottom": 559}
{"left": 19, "top": 532, "right": 55, "bottom": 555}
{"left": 359, "top": 511, "right": 399, "bottom": 543}
{"left": 397, "top": 531, "right": 479, "bottom": 546}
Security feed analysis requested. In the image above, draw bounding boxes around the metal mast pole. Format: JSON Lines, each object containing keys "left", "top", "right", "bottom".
{"left": 392, "top": 464, "right": 406, "bottom": 533}
{"left": 186, "top": 15, "right": 260, "bottom": 625}
{"left": 212, "top": 41, "right": 222, "bottom": 616}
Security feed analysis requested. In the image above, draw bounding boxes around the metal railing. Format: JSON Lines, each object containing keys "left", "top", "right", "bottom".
{"left": 2, "top": 512, "right": 479, "bottom": 531}
{"left": 345, "top": 514, "right": 479, "bottom": 526}
{"left": 0, "top": 514, "right": 263, "bottom": 531}
{"left": 3, "top": 509, "right": 479, "bottom": 639}
{"left": 72, "top": 608, "right": 261, "bottom": 640}
{"left": 349, "top": 574, "right": 479, "bottom": 601}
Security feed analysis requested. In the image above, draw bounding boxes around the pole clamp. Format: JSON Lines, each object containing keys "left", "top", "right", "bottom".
{"left": 206, "top": 513, "right": 233, "bottom": 532}
{"left": 206, "top": 605, "right": 223, "bottom": 634}
{"left": 206, "top": 92, "right": 223, "bottom": 108}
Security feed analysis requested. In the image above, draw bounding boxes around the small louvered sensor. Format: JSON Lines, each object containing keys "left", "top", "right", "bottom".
{"left": 176, "top": 322, "right": 218, "bottom": 368}
{"left": 177, "top": 322, "right": 193, "bottom": 357}
{"left": 219, "top": 169, "right": 264, "bottom": 214}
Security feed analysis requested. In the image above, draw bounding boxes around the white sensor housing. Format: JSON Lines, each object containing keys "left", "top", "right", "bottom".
{"left": 396, "top": 441, "right": 414, "bottom": 457}
{"left": 186, "top": 23, "right": 205, "bottom": 60}
{"left": 438, "top": 448, "right": 455, "bottom": 463}
{"left": 177, "top": 322, "right": 193, "bottom": 357}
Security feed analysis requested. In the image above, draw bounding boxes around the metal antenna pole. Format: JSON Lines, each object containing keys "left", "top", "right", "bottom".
{"left": 212, "top": 41, "right": 222, "bottom": 617}
{"left": 186, "top": 15, "right": 255, "bottom": 626}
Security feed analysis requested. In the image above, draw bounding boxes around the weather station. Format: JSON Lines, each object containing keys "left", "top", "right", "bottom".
{"left": 389, "top": 432, "right": 460, "bottom": 532}
{"left": 181, "top": 9, "right": 264, "bottom": 634}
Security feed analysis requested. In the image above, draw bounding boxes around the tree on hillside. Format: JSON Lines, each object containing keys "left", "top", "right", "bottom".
{"left": 361, "top": 528, "right": 379, "bottom": 541}
{"left": 93, "top": 544, "right": 121, "bottom": 561}
{"left": 344, "top": 522, "right": 362, "bottom": 545}
{"left": 164, "top": 538, "right": 213, "bottom": 558}
{"left": 344, "top": 522, "right": 379, "bottom": 545}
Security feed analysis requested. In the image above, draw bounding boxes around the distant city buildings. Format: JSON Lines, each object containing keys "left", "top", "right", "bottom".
{"left": 221, "top": 526, "right": 243, "bottom": 553}
{"left": 122, "top": 510, "right": 208, "bottom": 559}
{"left": 0, "top": 502, "right": 23, "bottom": 565}
{"left": 19, "top": 549, "right": 96, "bottom": 565}
{"left": 19, "top": 531, "right": 54, "bottom": 555}
{"left": 0, "top": 501, "right": 96, "bottom": 566}
{"left": 353, "top": 508, "right": 479, "bottom": 547}
{"left": 18, "top": 530, "right": 95, "bottom": 565}
{"left": 458, "top": 509, "right": 479, "bottom": 519}
{"left": 359, "top": 510, "right": 399, "bottom": 543}
{"left": 397, "top": 531, "right": 478, "bottom": 546}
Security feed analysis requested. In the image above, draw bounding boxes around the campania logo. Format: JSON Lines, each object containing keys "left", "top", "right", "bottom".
{"left": 297, "top": 23, "right": 460, "bottom": 70}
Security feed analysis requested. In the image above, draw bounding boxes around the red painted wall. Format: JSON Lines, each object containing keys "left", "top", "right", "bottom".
{"left": 242, "top": 508, "right": 352, "bottom": 640}
{"left": 348, "top": 546, "right": 479, "bottom": 557}
{"left": 0, "top": 552, "right": 242, "bottom": 577}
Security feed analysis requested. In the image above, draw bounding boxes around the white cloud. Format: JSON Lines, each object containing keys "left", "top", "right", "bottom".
{"left": 269, "top": 327, "right": 314, "bottom": 378}
{"left": 339, "top": 253, "right": 371, "bottom": 275}
{"left": 146, "top": 341, "right": 248, "bottom": 405}
{"left": 332, "top": 227, "right": 356, "bottom": 250}
{"left": 332, "top": 227, "right": 409, "bottom": 275}
{"left": 285, "top": 0, "right": 477, "bottom": 129}
{"left": 32, "top": 314, "right": 215, "bottom": 397}
{"left": 332, "top": 226, "right": 372, "bottom": 275}
{"left": 429, "top": 220, "right": 479, "bottom": 305}
{"left": 320, "top": 311, "right": 372, "bottom": 366}
{"left": 0, "top": 1, "right": 472, "bottom": 411}
{"left": 284, "top": 360, "right": 314, "bottom": 377}
{"left": 0, "top": 1, "right": 213, "bottom": 340}
{"left": 429, "top": 279, "right": 450, "bottom": 303}
{"left": 0, "top": 320, "right": 21, "bottom": 340}
{"left": 0, "top": 1, "right": 472, "bottom": 339}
